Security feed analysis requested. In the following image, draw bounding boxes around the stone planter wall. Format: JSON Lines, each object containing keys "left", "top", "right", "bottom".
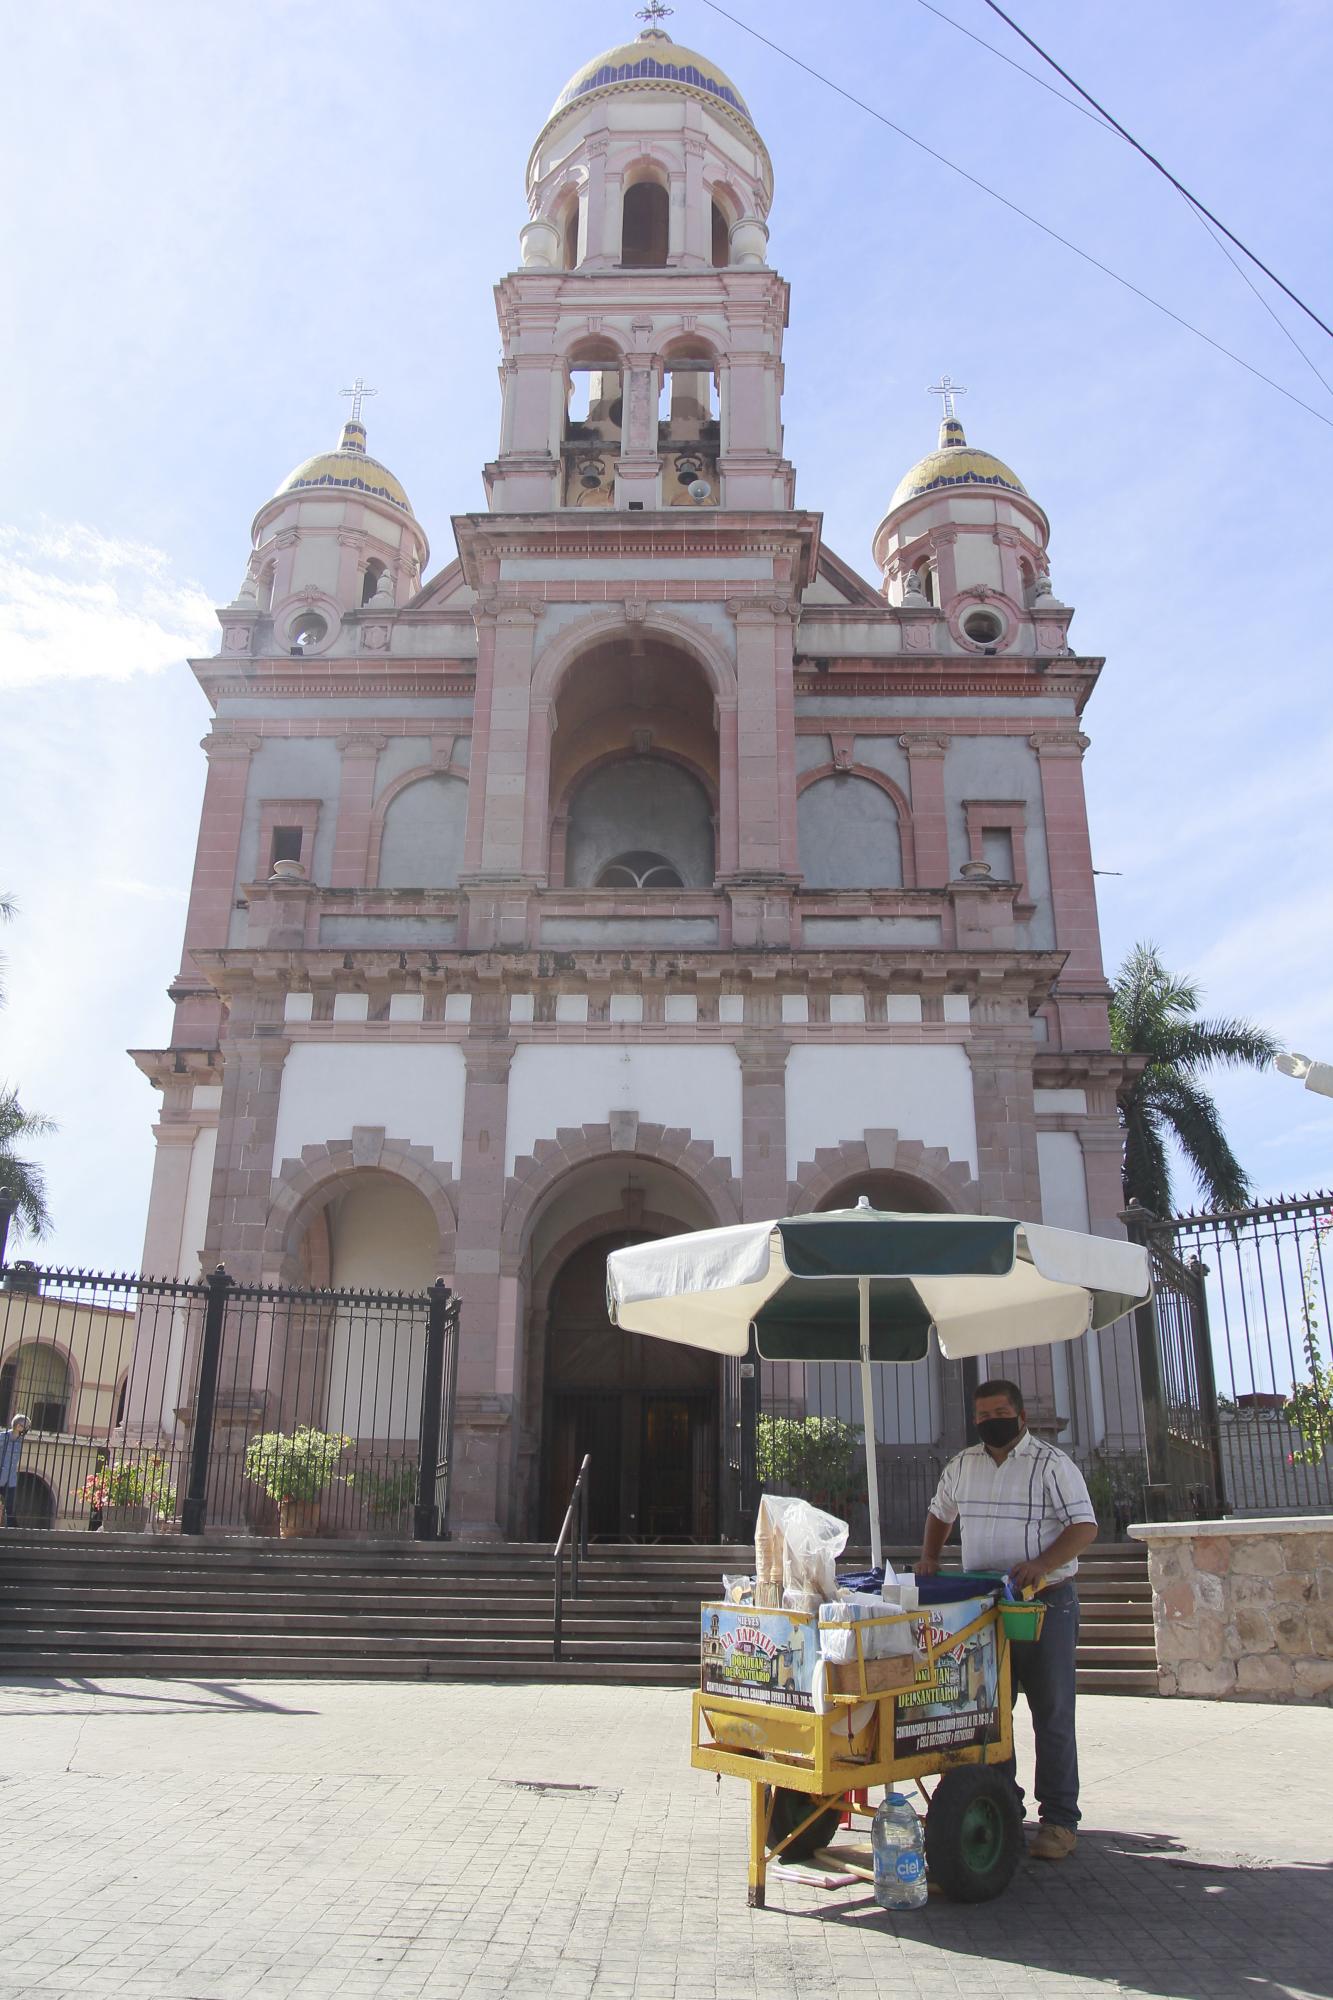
{"left": 1129, "top": 1516, "right": 1333, "bottom": 1704}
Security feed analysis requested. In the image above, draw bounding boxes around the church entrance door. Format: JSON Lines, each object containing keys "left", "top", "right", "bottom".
{"left": 542, "top": 1232, "right": 718, "bottom": 1541}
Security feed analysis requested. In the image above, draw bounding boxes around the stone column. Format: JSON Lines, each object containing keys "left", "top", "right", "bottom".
{"left": 1031, "top": 732, "right": 1108, "bottom": 1045}
{"left": 205, "top": 1023, "right": 290, "bottom": 1282}
{"left": 899, "top": 735, "right": 950, "bottom": 889}
{"left": 329, "top": 736, "right": 386, "bottom": 888}
{"left": 737, "top": 1039, "right": 789, "bottom": 1220}
{"left": 451, "top": 1028, "right": 516, "bottom": 1539}
{"left": 476, "top": 604, "right": 540, "bottom": 877}
{"left": 968, "top": 1026, "right": 1052, "bottom": 1417}
{"left": 173, "top": 734, "right": 259, "bottom": 1042}
{"left": 727, "top": 599, "right": 799, "bottom": 878}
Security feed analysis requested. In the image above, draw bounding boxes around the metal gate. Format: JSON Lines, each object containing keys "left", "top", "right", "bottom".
{"left": 0, "top": 1260, "right": 459, "bottom": 1537}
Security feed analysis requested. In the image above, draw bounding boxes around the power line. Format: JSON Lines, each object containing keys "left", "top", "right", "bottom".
{"left": 981, "top": 0, "right": 1333, "bottom": 345}
{"left": 917, "top": 0, "right": 1333, "bottom": 401}
{"left": 697, "top": 0, "right": 1333, "bottom": 429}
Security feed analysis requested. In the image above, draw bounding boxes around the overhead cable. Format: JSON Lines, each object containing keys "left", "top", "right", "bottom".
{"left": 697, "top": 0, "right": 1333, "bottom": 429}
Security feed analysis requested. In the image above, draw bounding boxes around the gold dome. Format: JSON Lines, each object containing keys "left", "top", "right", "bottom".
{"left": 275, "top": 419, "right": 414, "bottom": 516}
{"left": 550, "top": 30, "right": 753, "bottom": 129}
{"left": 888, "top": 415, "right": 1029, "bottom": 514}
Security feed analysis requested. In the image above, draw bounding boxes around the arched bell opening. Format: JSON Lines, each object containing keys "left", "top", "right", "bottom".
{"left": 547, "top": 636, "right": 720, "bottom": 888}
{"left": 562, "top": 337, "right": 623, "bottom": 507}
{"left": 518, "top": 1157, "right": 722, "bottom": 1542}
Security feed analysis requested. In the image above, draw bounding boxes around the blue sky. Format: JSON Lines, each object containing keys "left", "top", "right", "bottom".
{"left": 2, "top": 0, "right": 1330, "bottom": 1270}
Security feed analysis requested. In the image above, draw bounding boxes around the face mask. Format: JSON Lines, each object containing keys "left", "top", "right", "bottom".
{"left": 976, "top": 1415, "right": 1022, "bottom": 1448}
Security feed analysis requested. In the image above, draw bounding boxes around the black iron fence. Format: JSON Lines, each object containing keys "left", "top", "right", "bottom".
{"left": 1137, "top": 1193, "right": 1333, "bottom": 1517}
{"left": 0, "top": 1261, "right": 459, "bottom": 1538}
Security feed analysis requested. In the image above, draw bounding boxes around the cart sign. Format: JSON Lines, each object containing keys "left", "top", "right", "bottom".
{"left": 701, "top": 1605, "right": 820, "bottom": 1708}
{"left": 892, "top": 1595, "right": 1000, "bottom": 1758}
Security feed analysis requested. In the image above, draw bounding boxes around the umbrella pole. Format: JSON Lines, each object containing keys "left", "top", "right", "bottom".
{"left": 858, "top": 1276, "right": 883, "bottom": 1573}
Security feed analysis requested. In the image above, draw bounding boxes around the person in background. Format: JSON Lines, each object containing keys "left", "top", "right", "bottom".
{"left": 0, "top": 1413, "right": 30, "bottom": 1526}
{"left": 917, "top": 1378, "right": 1098, "bottom": 1860}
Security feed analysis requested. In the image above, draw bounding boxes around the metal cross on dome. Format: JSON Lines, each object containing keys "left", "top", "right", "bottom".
{"left": 636, "top": 2, "right": 674, "bottom": 25}
{"left": 340, "top": 377, "right": 378, "bottom": 424}
{"left": 928, "top": 374, "right": 967, "bottom": 421}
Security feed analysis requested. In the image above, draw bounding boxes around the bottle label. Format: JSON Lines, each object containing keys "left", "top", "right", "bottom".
{"left": 896, "top": 1852, "right": 924, "bottom": 1883}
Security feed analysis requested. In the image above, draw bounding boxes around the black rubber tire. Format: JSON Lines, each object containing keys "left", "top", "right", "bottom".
{"left": 768, "top": 1786, "right": 845, "bottom": 1861}
{"left": 923, "top": 1767, "right": 1023, "bottom": 1903}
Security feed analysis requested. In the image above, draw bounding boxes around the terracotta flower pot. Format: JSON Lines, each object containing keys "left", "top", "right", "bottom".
{"left": 278, "top": 1498, "right": 323, "bottom": 1539}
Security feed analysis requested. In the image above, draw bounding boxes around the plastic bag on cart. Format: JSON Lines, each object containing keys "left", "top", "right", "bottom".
{"left": 819, "top": 1593, "right": 915, "bottom": 1664}
{"left": 778, "top": 1498, "right": 849, "bottom": 1613}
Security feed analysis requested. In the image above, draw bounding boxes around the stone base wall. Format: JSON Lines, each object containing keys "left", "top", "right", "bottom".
{"left": 1130, "top": 1517, "right": 1333, "bottom": 1704}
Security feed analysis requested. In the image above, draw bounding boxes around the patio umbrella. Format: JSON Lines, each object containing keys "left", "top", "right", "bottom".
{"left": 606, "top": 1200, "right": 1151, "bottom": 1569}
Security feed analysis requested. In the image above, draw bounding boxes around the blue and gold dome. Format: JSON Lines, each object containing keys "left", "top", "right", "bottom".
{"left": 549, "top": 28, "right": 753, "bottom": 128}
{"left": 888, "top": 415, "right": 1029, "bottom": 515}
{"left": 274, "top": 419, "right": 414, "bottom": 516}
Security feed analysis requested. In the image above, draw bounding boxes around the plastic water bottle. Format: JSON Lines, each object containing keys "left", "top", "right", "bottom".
{"left": 872, "top": 1792, "right": 928, "bottom": 1910}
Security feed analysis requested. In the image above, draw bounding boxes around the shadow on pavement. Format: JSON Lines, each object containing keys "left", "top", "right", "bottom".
{"left": 789, "top": 1828, "right": 1332, "bottom": 2000}
{"left": 0, "top": 1675, "right": 314, "bottom": 1716}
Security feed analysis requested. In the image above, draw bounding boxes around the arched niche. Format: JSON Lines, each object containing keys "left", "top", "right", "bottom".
{"left": 565, "top": 757, "right": 714, "bottom": 888}
{"left": 798, "top": 773, "right": 904, "bottom": 889}
{"left": 546, "top": 632, "right": 721, "bottom": 884}
{"left": 621, "top": 176, "right": 669, "bottom": 267}
{"left": 376, "top": 772, "right": 467, "bottom": 888}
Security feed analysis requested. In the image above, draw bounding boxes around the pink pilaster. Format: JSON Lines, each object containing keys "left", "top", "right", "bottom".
{"left": 729, "top": 600, "right": 788, "bottom": 876}
{"left": 1032, "top": 732, "right": 1109, "bottom": 1044}
{"left": 329, "top": 736, "right": 386, "bottom": 888}
{"left": 899, "top": 735, "right": 950, "bottom": 888}
{"left": 173, "top": 734, "right": 258, "bottom": 1040}
{"left": 479, "top": 607, "right": 540, "bottom": 875}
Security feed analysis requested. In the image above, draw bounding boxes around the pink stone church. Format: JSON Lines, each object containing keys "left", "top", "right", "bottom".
{"left": 133, "top": 24, "right": 1137, "bottom": 1540}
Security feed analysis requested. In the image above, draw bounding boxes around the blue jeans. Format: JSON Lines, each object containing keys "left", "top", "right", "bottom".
{"left": 2, "top": 1485, "right": 16, "bottom": 1526}
{"left": 998, "top": 1580, "right": 1080, "bottom": 1829}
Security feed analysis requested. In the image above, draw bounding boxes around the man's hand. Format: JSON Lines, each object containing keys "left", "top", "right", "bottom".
{"left": 1009, "top": 1559, "right": 1047, "bottom": 1592}
{"left": 915, "top": 1557, "right": 940, "bottom": 1576}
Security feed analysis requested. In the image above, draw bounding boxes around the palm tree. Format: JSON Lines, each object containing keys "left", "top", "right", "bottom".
{"left": 0, "top": 1085, "right": 55, "bottom": 1248}
{"left": 1109, "top": 942, "right": 1279, "bottom": 1216}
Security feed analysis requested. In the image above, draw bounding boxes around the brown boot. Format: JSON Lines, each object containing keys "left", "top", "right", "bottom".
{"left": 1030, "top": 1824, "right": 1077, "bottom": 1860}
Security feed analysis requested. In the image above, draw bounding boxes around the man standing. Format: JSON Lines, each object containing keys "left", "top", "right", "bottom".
{"left": 0, "top": 1413, "right": 30, "bottom": 1526}
{"left": 918, "top": 1378, "right": 1098, "bottom": 1860}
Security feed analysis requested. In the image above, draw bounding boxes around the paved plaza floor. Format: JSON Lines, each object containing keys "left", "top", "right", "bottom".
{"left": 0, "top": 1676, "right": 1329, "bottom": 2000}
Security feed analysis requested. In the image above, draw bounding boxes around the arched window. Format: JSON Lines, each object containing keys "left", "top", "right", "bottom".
{"left": 595, "top": 851, "right": 684, "bottom": 890}
{"left": 257, "top": 563, "right": 276, "bottom": 614}
{"left": 557, "top": 190, "right": 581, "bottom": 269}
{"left": 621, "top": 181, "right": 669, "bottom": 267}
{"left": 0, "top": 1343, "right": 71, "bottom": 1434}
{"left": 798, "top": 776, "right": 903, "bottom": 889}
{"left": 921, "top": 561, "right": 938, "bottom": 606}
{"left": 361, "top": 560, "right": 387, "bottom": 607}
{"left": 377, "top": 773, "right": 468, "bottom": 889}
{"left": 565, "top": 759, "right": 714, "bottom": 888}
{"left": 711, "top": 200, "right": 731, "bottom": 268}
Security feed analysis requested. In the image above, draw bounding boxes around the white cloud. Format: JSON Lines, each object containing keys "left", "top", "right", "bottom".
{"left": 0, "top": 522, "right": 216, "bottom": 689}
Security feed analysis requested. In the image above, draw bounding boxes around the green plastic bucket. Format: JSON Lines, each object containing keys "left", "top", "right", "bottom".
{"left": 998, "top": 1599, "right": 1046, "bottom": 1642}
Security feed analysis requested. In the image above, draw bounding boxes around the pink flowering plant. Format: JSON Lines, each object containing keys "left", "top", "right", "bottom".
{"left": 82, "top": 1455, "right": 177, "bottom": 1517}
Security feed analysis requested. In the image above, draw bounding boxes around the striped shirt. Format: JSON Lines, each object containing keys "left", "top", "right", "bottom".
{"left": 927, "top": 1432, "right": 1096, "bottom": 1584}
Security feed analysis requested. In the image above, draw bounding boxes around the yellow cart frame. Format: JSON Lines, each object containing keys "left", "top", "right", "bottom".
{"left": 693, "top": 1598, "right": 1022, "bottom": 1907}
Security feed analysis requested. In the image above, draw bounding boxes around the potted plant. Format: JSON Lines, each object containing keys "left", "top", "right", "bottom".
{"left": 83, "top": 1455, "right": 177, "bottom": 1533}
{"left": 243, "top": 1426, "right": 352, "bottom": 1538}
{"left": 346, "top": 1459, "right": 419, "bottom": 1537}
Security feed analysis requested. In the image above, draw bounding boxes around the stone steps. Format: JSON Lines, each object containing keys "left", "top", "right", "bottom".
{"left": 0, "top": 1533, "right": 1157, "bottom": 1692}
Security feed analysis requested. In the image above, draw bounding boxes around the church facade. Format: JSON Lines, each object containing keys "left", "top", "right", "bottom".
{"left": 133, "top": 25, "right": 1136, "bottom": 1540}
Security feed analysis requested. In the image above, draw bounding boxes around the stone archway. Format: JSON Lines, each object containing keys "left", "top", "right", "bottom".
{"left": 264, "top": 1134, "right": 458, "bottom": 1287}
{"left": 504, "top": 1137, "right": 735, "bottom": 1540}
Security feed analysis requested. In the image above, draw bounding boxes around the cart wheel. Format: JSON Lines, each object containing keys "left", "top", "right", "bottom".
{"left": 923, "top": 1768, "right": 1023, "bottom": 1903}
{"left": 768, "top": 1787, "right": 845, "bottom": 1862}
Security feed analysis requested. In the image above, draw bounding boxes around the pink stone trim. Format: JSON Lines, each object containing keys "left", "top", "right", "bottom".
{"left": 502, "top": 1120, "right": 742, "bottom": 1263}
{"left": 787, "top": 1133, "right": 979, "bottom": 1215}
{"left": 263, "top": 1137, "right": 459, "bottom": 1284}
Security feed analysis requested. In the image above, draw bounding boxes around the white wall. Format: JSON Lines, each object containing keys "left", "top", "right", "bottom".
{"left": 325, "top": 1178, "right": 438, "bottom": 1438}
{"left": 178, "top": 1126, "right": 217, "bottom": 1281}
{"left": 273, "top": 1045, "right": 466, "bottom": 1173}
{"left": 506, "top": 1045, "right": 742, "bottom": 1176}
{"left": 785, "top": 1046, "right": 978, "bottom": 1179}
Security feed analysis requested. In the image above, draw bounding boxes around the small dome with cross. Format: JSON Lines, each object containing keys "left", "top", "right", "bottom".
{"left": 275, "top": 422, "right": 415, "bottom": 517}
{"left": 548, "top": 22, "right": 755, "bottom": 136}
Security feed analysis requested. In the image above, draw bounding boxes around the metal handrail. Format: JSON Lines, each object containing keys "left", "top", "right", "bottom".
{"left": 552, "top": 1453, "right": 591, "bottom": 1661}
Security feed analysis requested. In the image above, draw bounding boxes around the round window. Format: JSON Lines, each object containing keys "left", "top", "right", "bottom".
{"left": 289, "top": 611, "right": 329, "bottom": 652}
{"left": 962, "top": 607, "right": 1004, "bottom": 646}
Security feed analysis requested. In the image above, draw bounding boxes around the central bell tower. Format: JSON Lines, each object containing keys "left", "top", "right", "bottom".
{"left": 485, "top": 19, "right": 793, "bottom": 513}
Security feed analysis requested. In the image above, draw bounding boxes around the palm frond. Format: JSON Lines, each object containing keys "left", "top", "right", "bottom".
{"left": 1149, "top": 1072, "right": 1253, "bottom": 1210}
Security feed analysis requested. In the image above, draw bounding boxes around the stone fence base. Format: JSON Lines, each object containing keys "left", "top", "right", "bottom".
{"left": 1129, "top": 1516, "right": 1333, "bottom": 1704}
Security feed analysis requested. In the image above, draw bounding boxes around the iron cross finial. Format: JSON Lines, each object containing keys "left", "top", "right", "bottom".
{"left": 340, "top": 377, "right": 378, "bottom": 424}
{"left": 636, "top": 2, "right": 674, "bottom": 27}
{"left": 927, "top": 374, "right": 967, "bottom": 422}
